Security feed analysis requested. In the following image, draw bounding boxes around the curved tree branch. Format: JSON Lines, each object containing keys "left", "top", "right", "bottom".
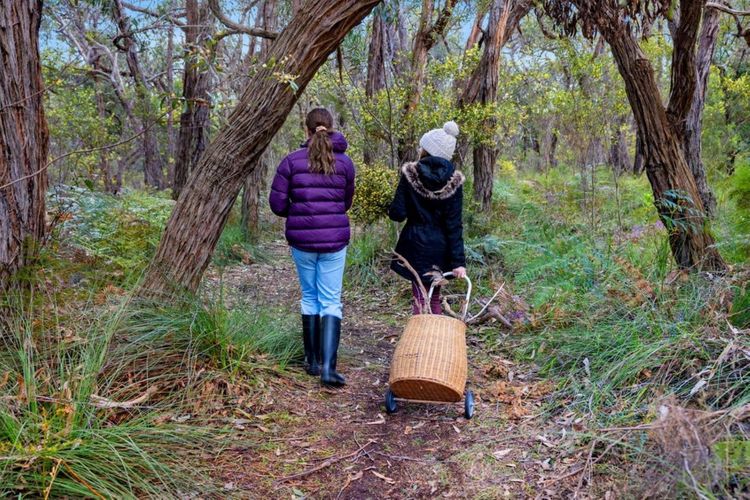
{"left": 207, "top": 0, "right": 277, "bottom": 39}
{"left": 706, "top": 2, "right": 750, "bottom": 16}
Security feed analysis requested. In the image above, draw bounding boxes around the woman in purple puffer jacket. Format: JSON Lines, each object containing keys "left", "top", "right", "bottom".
{"left": 269, "top": 108, "right": 355, "bottom": 387}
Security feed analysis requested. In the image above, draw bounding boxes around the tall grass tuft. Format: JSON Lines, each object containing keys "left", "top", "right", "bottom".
{"left": 0, "top": 294, "right": 214, "bottom": 498}
{"left": 119, "top": 297, "right": 302, "bottom": 378}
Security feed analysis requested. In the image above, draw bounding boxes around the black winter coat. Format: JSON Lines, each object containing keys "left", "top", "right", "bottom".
{"left": 388, "top": 156, "right": 466, "bottom": 284}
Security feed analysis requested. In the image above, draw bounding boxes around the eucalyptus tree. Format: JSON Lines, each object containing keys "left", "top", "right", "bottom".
{"left": 0, "top": 0, "right": 48, "bottom": 290}
{"left": 544, "top": 0, "right": 726, "bottom": 271}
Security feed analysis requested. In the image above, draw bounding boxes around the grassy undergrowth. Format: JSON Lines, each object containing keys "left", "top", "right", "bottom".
{"left": 0, "top": 282, "right": 299, "bottom": 497}
{"left": 7, "top": 166, "right": 746, "bottom": 496}
{"left": 483, "top": 169, "right": 748, "bottom": 419}
{"left": 479, "top": 168, "right": 749, "bottom": 495}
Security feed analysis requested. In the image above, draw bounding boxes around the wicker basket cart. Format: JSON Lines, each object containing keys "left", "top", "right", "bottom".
{"left": 385, "top": 273, "right": 475, "bottom": 419}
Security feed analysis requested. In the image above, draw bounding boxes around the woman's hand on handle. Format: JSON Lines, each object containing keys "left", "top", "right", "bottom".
{"left": 452, "top": 266, "right": 467, "bottom": 279}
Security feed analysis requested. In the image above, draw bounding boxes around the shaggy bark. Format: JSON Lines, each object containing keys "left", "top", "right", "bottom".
{"left": 609, "top": 119, "right": 631, "bottom": 175}
{"left": 570, "top": 0, "right": 725, "bottom": 271}
{"left": 363, "top": 6, "right": 396, "bottom": 165}
{"left": 173, "top": 0, "right": 212, "bottom": 200}
{"left": 0, "top": 0, "right": 49, "bottom": 290}
{"left": 683, "top": 6, "right": 721, "bottom": 216}
{"left": 140, "top": 0, "right": 380, "bottom": 295}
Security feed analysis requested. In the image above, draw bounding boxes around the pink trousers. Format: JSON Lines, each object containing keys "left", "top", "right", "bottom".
{"left": 412, "top": 281, "right": 442, "bottom": 315}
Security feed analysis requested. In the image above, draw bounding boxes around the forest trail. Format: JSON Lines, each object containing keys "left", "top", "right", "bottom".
{"left": 208, "top": 241, "right": 585, "bottom": 499}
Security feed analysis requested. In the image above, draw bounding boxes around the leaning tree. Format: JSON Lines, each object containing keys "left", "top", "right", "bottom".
{"left": 545, "top": 0, "right": 726, "bottom": 271}
{"left": 140, "top": 0, "right": 381, "bottom": 295}
{"left": 0, "top": 0, "right": 49, "bottom": 291}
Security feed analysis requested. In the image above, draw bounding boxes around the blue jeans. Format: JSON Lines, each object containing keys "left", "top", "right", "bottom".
{"left": 291, "top": 246, "right": 347, "bottom": 319}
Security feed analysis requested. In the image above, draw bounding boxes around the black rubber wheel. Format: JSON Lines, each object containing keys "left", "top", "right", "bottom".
{"left": 464, "top": 390, "right": 475, "bottom": 419}
{"left": 385, "top": 388, "right": 398, "bottom": 414}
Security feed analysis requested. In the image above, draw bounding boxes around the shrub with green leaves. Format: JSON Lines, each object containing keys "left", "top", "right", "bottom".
{"left": 351, "top": 162, "right": 398, "bottom": 225}
{"left": 52, "top": 187, "right": 173, "bottom": 273}
{"left": 729, "top": 161, "right": 750, "bottom": 259}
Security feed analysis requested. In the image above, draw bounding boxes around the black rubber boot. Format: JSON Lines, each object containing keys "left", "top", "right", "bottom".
{"left": 302, "top": 314, "right": 320, "bottom": 376}
{"left": 319, "top": 316, "right": 345, "bottom": 387}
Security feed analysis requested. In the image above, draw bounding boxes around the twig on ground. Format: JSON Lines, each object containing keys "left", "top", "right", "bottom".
{"left": 335, "top": 470, "right": 364, "bottom": 500}
{"left": 90, "top": 385, "right": 159, "bottom": 409}
{"left": 275, "top": 439, "right": 377, "bottom": 483}
{"left": 371, "top": 450, "right": 434, "bottom": 463}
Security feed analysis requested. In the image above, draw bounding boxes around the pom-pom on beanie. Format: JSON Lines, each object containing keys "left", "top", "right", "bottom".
{"left": 419, "top": 121, "right": 459, "bottom": 161}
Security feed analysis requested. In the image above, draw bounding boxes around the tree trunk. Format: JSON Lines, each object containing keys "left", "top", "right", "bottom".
{"left": 112, "top": 0, "right": 165, "bottom": 190}
{"left": 240, "top": 0, "right": 277, "bottom": 238}
{"left": 363, "top": 6, "right": 395, "bottom": 165}
{"left": 682, "top": 6, "right": 720, "bottom": 216}
{"left": 140, "top": 0, "right": 380, "bottom": 296}
{"left": 95, "top": 89, "right": 115, "bottom": 192}
{"left": 0, "top": 0, "right": 49, "bottom": 290}
{"left": 633, "top": 124, "right": 645, "bottom": 174}
{"left": 397, "top": 0, "right": 458, "bottom": 162}
{"left": 585, "top": 0, "right": 725, "bottom": 271}
{"left": 166, "top": 22, "right": 176, "bottom": 187}
{"left": 241, "top": 156, "right": 266, "bottom": 241}
{"left": 473, "top": 146, "right": 498, "bottom": 210}
{"left": 457, "top": 0, "right": 531, "bottom": 211}
{"left": 453, "top": 4, "right": 490, "bottom": 168}
{"left": 173, "top": 0, "right": 212, "bottom": 201}
{"left": 609, "top": 119, "right": 630, "bottom": 175}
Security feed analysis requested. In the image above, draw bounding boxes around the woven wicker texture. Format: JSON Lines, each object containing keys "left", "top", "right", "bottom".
{"left": 389, "top": 315, "right": 467, "bottom": 402}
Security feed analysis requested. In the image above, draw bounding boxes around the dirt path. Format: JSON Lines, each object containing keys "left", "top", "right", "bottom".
{"left": 210, "top": 241, "right": 587, "bottom": 499}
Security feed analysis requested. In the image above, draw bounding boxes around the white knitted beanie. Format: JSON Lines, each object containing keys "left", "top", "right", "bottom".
{"left": 419, "top": 121, "right": 459, "bottom": 161}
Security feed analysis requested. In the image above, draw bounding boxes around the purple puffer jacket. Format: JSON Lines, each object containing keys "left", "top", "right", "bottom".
{"left": 269, "top": 132, "right": 356, "bottom": 253}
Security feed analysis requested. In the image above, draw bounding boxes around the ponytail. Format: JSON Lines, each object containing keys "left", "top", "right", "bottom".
{"left": 305, "top": 108, "right": 335, "bottom": 175}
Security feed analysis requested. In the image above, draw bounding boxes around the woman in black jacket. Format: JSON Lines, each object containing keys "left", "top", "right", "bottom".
{"left": 389, "top": 121, "right": 467, "bottom": 314}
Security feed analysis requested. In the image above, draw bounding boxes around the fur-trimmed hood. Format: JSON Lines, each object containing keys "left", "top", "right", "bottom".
{"left": 401, "top": 157, "right": 465, "bottom": 201}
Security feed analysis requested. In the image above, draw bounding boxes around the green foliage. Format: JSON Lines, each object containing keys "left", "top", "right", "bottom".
{"left": 728, "top": 161, "right": 750, "bottom": 258}
{"left": 346, "top": 224, "right": 395, "bottom": 288}
{"left": 0, "top": 297, "right": 212, "bottom": 498}
{"left": 469, "top": 170, "right": 748, "bottom": 424}
{"left": 351, "top": 163, "right": 398, "bottom": 225}
{"left": 704, "top": 70, "right": 750, "bottom": 175}
{"left": 213, "top": 220, "right": 265, "bottom": 267}
{"left": 53, "top": 187, "right": 173, "bottom": 276}
{"left": 730, "top": 285, "right": 750, "bottom": 329}
{"left": 122, "top": 299, "right": 302, "bottom": 373}
{"left": 44, "top": 78, "right": 120, "bottom": 189}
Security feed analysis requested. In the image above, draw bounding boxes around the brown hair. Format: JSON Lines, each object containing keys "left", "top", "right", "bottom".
{"left": 305, "top": 108, "right": 335, "bottom": 175}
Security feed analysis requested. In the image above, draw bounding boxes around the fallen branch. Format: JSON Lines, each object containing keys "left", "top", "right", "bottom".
{"left": 467, "top": 284, "right": 505, "bottom": 322}
{"left": 90, "top": 385, "right": 159, "bottom": 409}
{"left": 275, "top": 439, "right": 377, "bottom": 483}
{"left": 468, "top": 304, "right": 513, "bottom": 328}
{"left": 371, "top": 450, "right": 434, "bottom": 463}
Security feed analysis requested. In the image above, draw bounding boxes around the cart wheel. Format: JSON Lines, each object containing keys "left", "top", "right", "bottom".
{"left": 385, "top": 388, "right": 398, "bottom": 414}
{"left": 464, "top": 390, "right": 475, "bottom": 419}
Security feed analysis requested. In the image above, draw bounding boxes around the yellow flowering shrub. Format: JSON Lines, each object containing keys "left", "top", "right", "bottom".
{"left": 351, "top": 163, "right": 398, "bottom": 225}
